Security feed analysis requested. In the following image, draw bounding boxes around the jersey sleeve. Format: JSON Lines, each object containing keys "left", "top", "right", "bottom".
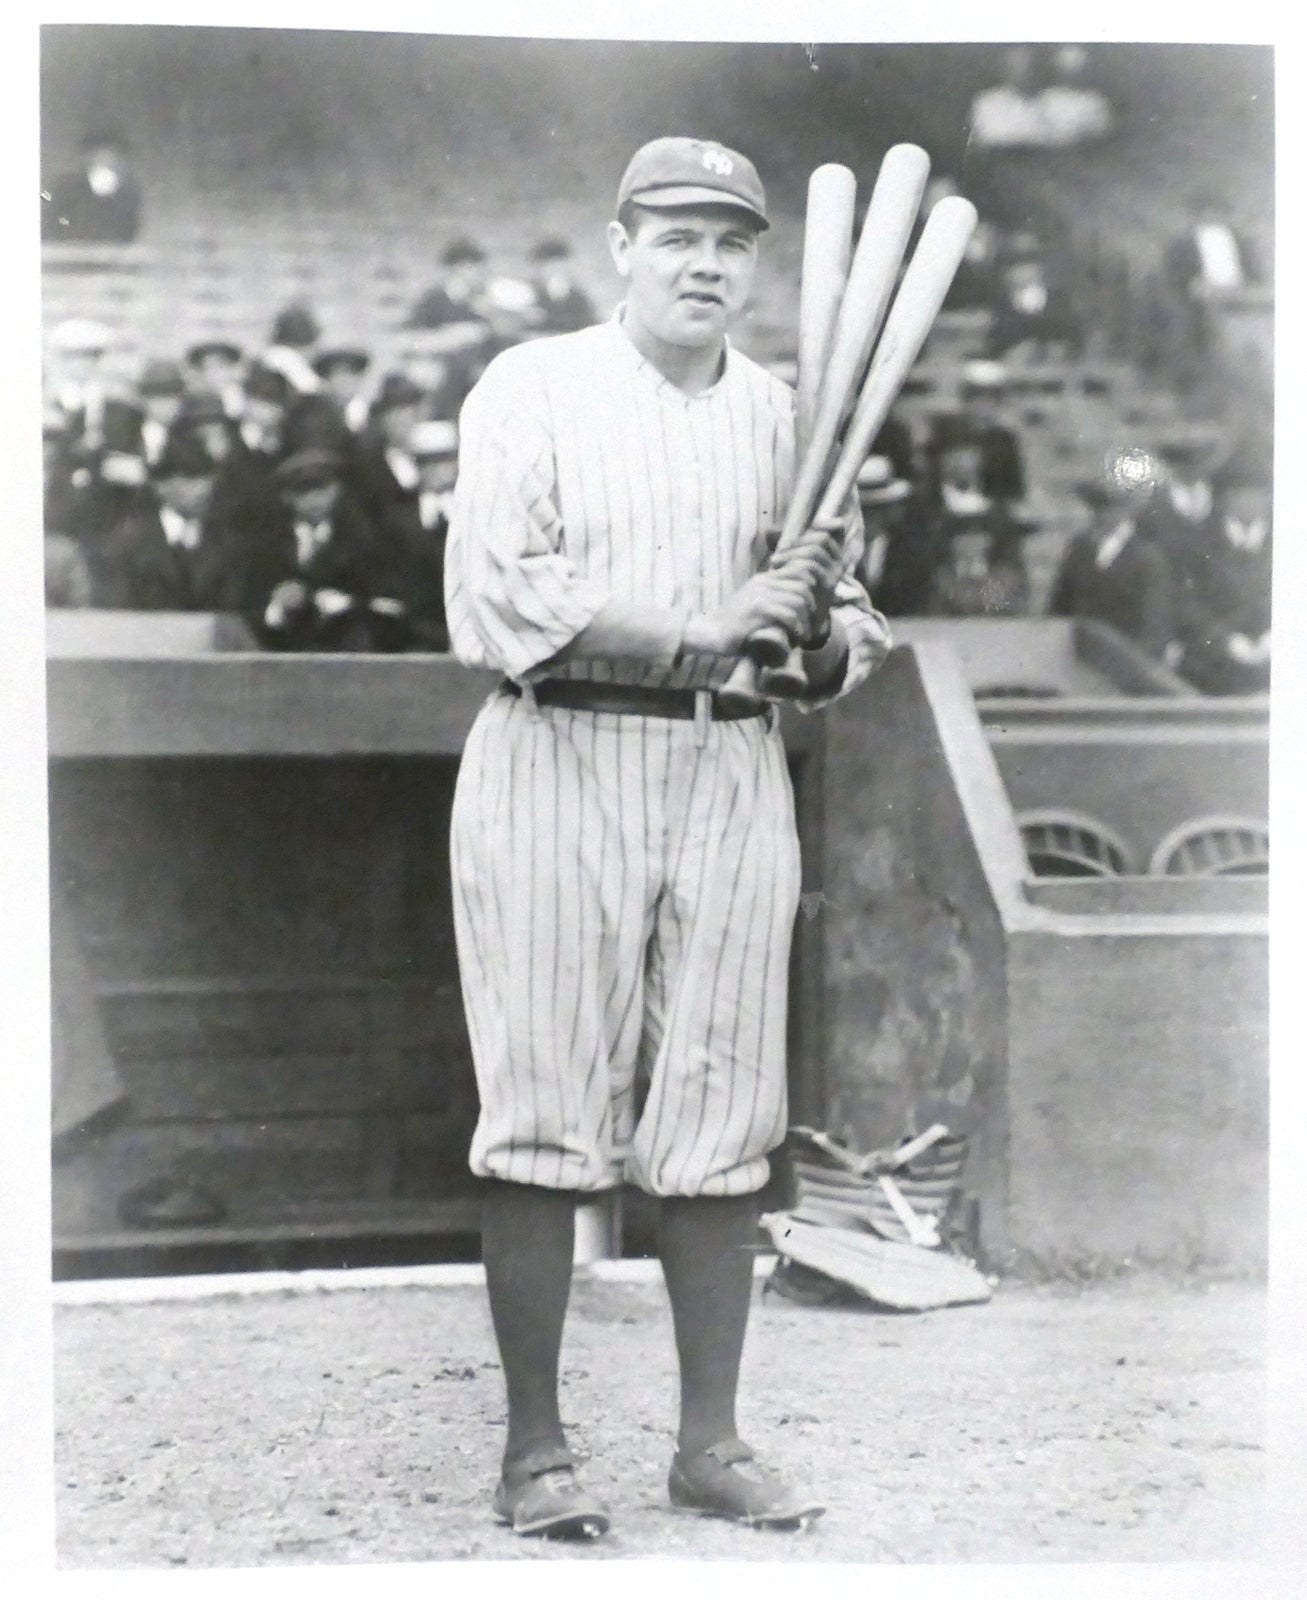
{"left": 444, "top": 352, "right": 609, "bottom": 679}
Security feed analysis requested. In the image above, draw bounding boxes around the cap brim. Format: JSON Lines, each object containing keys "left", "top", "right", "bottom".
{"left": 626, "top": 186, "right": 769, "bottom": 229}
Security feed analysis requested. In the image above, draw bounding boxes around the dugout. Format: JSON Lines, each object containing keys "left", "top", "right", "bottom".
{"left": 46, "top": 613, "right": 1268, "bottom": 1275}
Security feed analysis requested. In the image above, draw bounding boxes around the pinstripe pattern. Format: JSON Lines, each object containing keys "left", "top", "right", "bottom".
{"left": 447, "top": 314, "right": 889, "bottom": 1197}
{"left": 451, "top": 692, "right": 799, "bottom": 1195}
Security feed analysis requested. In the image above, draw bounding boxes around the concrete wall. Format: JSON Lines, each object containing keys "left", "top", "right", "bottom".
{"left": 820, "top": 640, "right": 1268, "bottom": 1268}
{"left": 1006, "top": 925, "right": 1268, "bottom": 1267}
{"left": 820, "top": 644, "right": 1016, "bottom": 1239}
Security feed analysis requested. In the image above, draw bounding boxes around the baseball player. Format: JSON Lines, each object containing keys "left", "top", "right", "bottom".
{"left": 446, "top": 135, "right": 891, "bottom": 1538}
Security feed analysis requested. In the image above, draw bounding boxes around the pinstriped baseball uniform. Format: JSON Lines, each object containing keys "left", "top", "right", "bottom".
{"left": 447, "top": 313, "right": 890, "bottom": 1197}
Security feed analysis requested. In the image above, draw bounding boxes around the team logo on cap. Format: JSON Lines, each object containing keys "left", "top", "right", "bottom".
{"left": 702, "top": 149, "right": 734, "bottom": 175}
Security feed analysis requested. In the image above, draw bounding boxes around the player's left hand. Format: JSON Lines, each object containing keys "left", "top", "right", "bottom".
{"left": 772, "top": 519, "right": 845, "bottom": 596}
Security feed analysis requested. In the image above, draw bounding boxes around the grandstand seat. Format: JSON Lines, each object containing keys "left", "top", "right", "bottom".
{"left": 1148, "top": 817, "right": 1269, "bottom": 879}
{"left": 1018, "top": 809, "right": 1136, "bottom": 879}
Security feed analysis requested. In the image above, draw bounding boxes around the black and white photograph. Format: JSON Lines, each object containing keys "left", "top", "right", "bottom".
{"left": 4, "top": 3, "right": 1299, "bottom": 1589}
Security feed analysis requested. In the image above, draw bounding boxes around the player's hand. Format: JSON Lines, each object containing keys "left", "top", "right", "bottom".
{"left": 771, "top": 519, "right": 846, "bottom": 594}
{"left": 700, "top": 567, "right": 820, "bottom": 654}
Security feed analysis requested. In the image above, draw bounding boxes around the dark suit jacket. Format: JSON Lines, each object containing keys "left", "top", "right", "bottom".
{"left": 231, "top": 488, "right": 390, "bottom": 650}
{"left": 375, "top": 501, "right": 450, "bottom": 650}
{"left": 1171, "top": 517, "right": 1272, "bottom": 693}
{"left": 94, "top": 506, "right": 246, "bottom": 612}
{"left": 1049, "top": 525, "right": 1174, "bottom": 656}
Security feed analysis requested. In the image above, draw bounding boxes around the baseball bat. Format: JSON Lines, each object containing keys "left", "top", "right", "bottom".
{"left": 759, "top": 164, "right": 858, "bottom": 700}
{"left": 718, "top": 145, "right": 929, "bottom": 712}
{"left": 812, "top": 195, "right": 979, "bottom": 524}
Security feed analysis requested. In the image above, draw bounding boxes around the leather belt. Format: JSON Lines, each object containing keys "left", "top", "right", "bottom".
{"left": 502, "top": 678, "right": 767, "bottom": 722}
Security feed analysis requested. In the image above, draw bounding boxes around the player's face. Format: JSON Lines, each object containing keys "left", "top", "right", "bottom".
{"left": 609, "top": 206, "right": 760, "bottom": 349}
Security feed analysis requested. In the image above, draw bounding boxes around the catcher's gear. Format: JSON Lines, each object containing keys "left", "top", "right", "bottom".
{"left": 761, "top": 1212, "right": 992, "bottom": 1313}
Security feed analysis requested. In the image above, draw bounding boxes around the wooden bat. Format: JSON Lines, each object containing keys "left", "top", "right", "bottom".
{"left": 762, "top": 164, "right": 858, "bottom": 699}
{"left": 725, "top": 196, "right": 978, "bottom": 710}
{"left": 810, "top": 195, "right": 979, "bottom": 525}
{"left": 718, "top": 144, "right": 929, "bottom": 712}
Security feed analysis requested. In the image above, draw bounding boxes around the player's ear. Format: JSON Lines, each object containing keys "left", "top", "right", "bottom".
{"left": 607, "top": 220, "right": 633, "bottom": 279}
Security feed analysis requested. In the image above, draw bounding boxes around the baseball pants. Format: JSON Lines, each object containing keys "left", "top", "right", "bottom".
{"left": 450, "top": 686, "right": 802, "bottom": 1197}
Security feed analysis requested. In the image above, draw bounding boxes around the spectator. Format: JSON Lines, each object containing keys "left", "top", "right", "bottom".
{"left": 262, "top": 304, "right": 324, "bottom": 395}
{"left": 42, "top": 407, "right": 77, "bottom": 535}
{"left": 918, "top": 439, "right": 1032, "bottom": 617}
{"left": 851, "top": 454, "right": 914, "bottom": 606}
{"left": 988, "top": 249, "right": 1083, "bottom": 360}
{"left": 1049, "top": 447, "right": 1174, "bottom": 658}
{"left": 312, "top": 347, "right": 373, "bottom": 432}
{"left": 967, "top": 46, "right": 1053, "bottom": 152}
{"left": 183, "top": 339, "right": 246, "bottom": 418}
{"left": 927, "top": 360, "right": 1026, "bottom": 503}
{"left": 234, "top": 447, "right": 393, "bottom": 651}
{"left": 1039, "top": 46, "right": 1114, "bottom": 147}
{"left": 397, "top": 329, "right": 471, "bottom": 421}
{"left": 376, "top": 418, "right": 458, "bottom": 651}
{"left": 42, "top": 129, "right": 143, "bottom": 243}
{"left": 45, "top": 318, "right": 117, "bottom": 447}
{"left": 351, "top": 372, "right": 426, "bottom": 525}
{"left": 1170, "top": 452, "right": 1272, "bottom": 695}
{"left": 136, "top": 358, "right": 187, "bottom": 468}
{"left": 1163, "top": 192, "right": 1267, "bottom": 372}
{"left": 523, "top": 237, "right": 599, "bottom": 336}
{"left": 282, "top": 391, "right": 354, "bottom": 457}
{"left": 406, "top": 237, "right": 499, "bottom": 391}
{"left": 209, "top": 363, "right": 293, "bottom": 521}
{"left": 94, "top": 430, "right": 242, "bottom": 612}
{"left": 61, "top": 396, "right": 152, "bottom": 557}
{"left": 1139, "top": 428, "right": 1225, "bottom": 569}
{"left": 174, "top": 389, "right": 239, "bottom": 468}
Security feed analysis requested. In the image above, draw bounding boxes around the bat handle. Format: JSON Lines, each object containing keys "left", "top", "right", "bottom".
{"left": 743, "top": 622, "right": 793, "bottom": 668}
{"left": 760, "top": 643, "right": 809, "bottom": 699}
{"left": 716, "top": 652, "right": 767, "bottom": 715}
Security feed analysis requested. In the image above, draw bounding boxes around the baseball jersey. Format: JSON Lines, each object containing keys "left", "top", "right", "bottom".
{"left": 446, "top": 311, "right": 891, "bottom": 1197}
{"left": 445, "top": 313, "right": 888, "bottom": 700}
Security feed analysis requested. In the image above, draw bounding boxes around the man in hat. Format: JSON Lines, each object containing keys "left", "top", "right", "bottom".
{"left": 852, "top": 453, "right": 915, "bottom": 604}
{"left": 209, "top": 362, "right": 295, "bottom": 522}
{"left": 313, "top": 347, "right": 373, "bottom": 433}
{"left": 94, "top": 430, "right": 242, "bottom": 613}
{"left": 408, "top": 237, "right": 495, "bottom": 342}
{"left": 1049, "top": 445, "right": 1174, "bottom": 657}
{"left": 173, "top": 389, "right": 240, "bottom": 469}
{"left": 136, "top": 359, "right": 187, "bottom": 469}
{"left": 928, "top": 359, "right": 1026, "bottom": 506}
{"left": 350, "top": 372, "right": 427, "bottom": 525}
{"left": 1169, "top": 452, "right": 1272, "bottom": 695}
{"left": 446, "top": 134, "right": 887, "bottom": 1540}
{"left": 262, "top": 305, "right": 324, "bottom": 396}
{"left": 522, "top": 237, "right": 600, "bottom": 337}
{"left": 45, "top": 319, "right": 117, "bottom": 446}
{"left": 183, "top": 339, "right": 247, "bottom": 418}
{"left": 234, "top": 446, "right": 389, "bottom": 651}
{"left": 372, "top": 418, "right": 459, "bottom": 650}
{"left": 917, "top": 439, "right": 1031, "bottom": 616}
{"left": 42, "top": 129, "right": 143, "bottom": 243}
{"left": 1138, "top": 428, "right": 1225, "bottom": 570}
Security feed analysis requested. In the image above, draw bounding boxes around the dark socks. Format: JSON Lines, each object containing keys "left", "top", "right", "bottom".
{"left": 658, "top": 1191, "right": 761, "bottom": 1456}
{"left": 480, "top": 1179, "right": 577, "bottom": 1475}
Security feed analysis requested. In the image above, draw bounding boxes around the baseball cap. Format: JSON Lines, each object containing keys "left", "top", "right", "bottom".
{"left": 617, "top": 137, "right": 769, "bottom": 230}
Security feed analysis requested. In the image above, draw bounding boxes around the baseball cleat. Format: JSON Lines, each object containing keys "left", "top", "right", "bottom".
{"left": 668, "top": 1438, "right": 826, "bottom": 1529}
{"left": 492, "top": 1445, "right": 610, "bottom": 1540}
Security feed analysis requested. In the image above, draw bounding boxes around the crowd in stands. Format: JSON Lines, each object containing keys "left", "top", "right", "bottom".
{"left": 41, "top": 115, "right": 1271, "bottom": 698}
{"left": 42, "top": 236, "right": 599, "bottom": 652}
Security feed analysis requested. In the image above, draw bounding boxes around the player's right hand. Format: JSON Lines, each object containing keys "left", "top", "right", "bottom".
{"left": 707, "top": 566, "right": 820, "bottom": 653}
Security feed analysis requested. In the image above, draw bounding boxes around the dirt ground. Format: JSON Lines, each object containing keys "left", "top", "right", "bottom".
{"left": 53, "top": 1272, "right": 1267, "bottom": 1568}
